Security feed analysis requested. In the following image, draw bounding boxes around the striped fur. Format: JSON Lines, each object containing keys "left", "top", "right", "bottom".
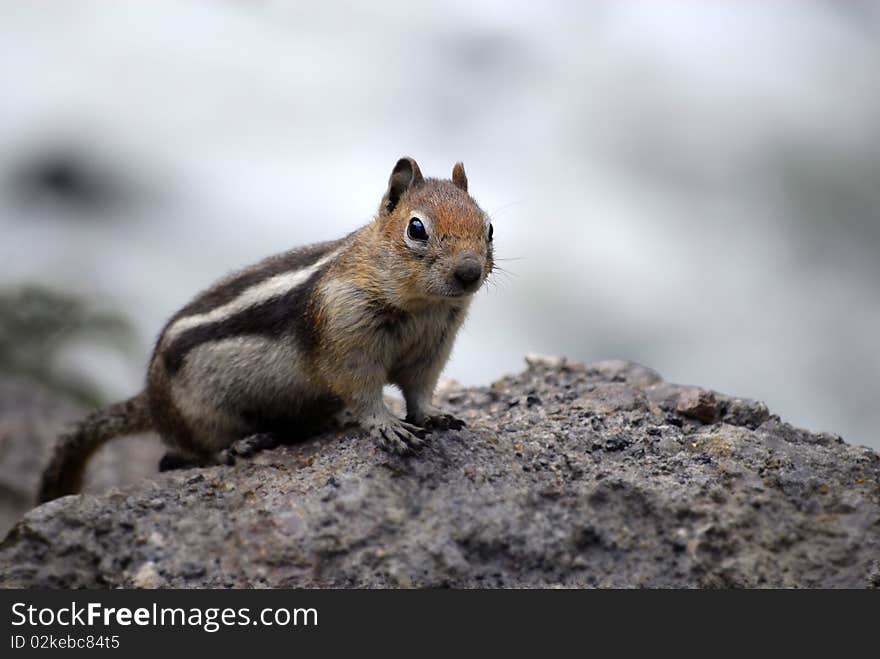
{"left": 163, "top": 244, "right": 347, "bottom": 343}
{"left": 38, "top": 157, "right": 492, "bottom": 501}
{"left": 160, "top": 242, "right": 347, "bottom": 374}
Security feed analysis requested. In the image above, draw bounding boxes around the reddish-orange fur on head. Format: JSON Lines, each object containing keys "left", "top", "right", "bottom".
{"left": 365, "top": 158, "right": 493, "bottom": 309}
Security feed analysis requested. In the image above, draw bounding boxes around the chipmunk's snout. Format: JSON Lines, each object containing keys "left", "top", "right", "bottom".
{"left": 452, "top": 251, "right": 483, "bottom": 291}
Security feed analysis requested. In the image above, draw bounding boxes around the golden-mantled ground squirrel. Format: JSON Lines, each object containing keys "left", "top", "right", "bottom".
{"left": 38, "top": 157, "right": 493, "bottom": 502}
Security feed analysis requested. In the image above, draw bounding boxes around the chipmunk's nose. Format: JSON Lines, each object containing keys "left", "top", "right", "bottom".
{"left": 453, "top": 253, "right": 483, "bottom": 287}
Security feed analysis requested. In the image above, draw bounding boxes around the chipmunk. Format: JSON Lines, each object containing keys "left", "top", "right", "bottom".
{"left": 38, "top": 157, "right": 493, "bottom": 502}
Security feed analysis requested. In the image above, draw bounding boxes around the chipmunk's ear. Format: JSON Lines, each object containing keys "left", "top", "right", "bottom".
{"left": 452, "top": 162, "right": 468, "bottom": 192}
{"left": 382, "top": 157, "right": 424, "bottom": 214}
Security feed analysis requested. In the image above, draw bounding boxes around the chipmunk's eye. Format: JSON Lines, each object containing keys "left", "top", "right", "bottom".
{"left": 407, "top": 217, "right": 428, "bottom": 241}
{"left": 488, "top": 223, "right": 494, "bottom": 242}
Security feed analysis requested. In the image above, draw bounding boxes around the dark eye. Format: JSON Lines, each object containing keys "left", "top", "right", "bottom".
{"left": 488, "top": 223, "right": 494, "bottom": 242}
{"left": 407, "top": 217, "right": 428, "bottom": 241}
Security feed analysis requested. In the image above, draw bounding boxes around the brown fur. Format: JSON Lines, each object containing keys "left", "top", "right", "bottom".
{"left": 38, "top": 157, "right": 491, "bottom": 501}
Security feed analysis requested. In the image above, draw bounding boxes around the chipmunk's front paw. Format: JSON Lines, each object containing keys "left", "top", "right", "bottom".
{"left": 406, "top": 408, "right": 466, "bottom": 431}
{"left": 368, "top": 417, "right": 428, "bottom": 455}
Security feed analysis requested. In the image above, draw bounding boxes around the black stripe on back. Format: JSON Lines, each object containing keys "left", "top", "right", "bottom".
{"left": 168, "top": 236, "right": 349, "bottom": 324}
{"left": 163, "top": 261, "right": 331, "bottom": 374}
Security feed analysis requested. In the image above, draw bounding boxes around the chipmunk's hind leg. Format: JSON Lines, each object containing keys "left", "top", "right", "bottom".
{"left": 220, "top": 432, "right": 282, "bottom": 463}
{"left": 159, "top": 432, "right": 281, "bottom": 471}
{"left": 221, "top": 394, "right": 345, "bottom": 463}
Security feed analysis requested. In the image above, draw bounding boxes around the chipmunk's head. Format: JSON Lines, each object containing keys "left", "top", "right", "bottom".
{"left": 378, "top": 157, "right": 493, "bottom": 304}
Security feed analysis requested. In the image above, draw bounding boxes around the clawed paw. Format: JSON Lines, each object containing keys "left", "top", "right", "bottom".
{"left": 406, "top": 412, "right": 466, "bottom": 431}
{"left": 369, "top": 419, "right": 429, "bottom": 455}
{"left": 216, "top": 432, "right": 281, "bottom": 466}
{"left": 426, "top": 413, "right": 466, "bottom": 431}
{"left": 229, "top": 432, "right": 280, "bottom": 458}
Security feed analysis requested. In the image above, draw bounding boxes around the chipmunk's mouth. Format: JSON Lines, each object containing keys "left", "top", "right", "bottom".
{"left": 423, "top": 283, "right": 478, "bottom": 301}
{"left": 439, "top": 280, "right": 483, "bottom": 298}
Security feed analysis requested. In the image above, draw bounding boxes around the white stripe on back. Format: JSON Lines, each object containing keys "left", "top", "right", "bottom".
{"left": 164, "top": 246, "right": 344, "bottom": 341}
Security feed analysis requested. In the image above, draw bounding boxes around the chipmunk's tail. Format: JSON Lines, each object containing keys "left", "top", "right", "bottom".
{"left": 38, "top": 391, "right": 152, "bottom": 503}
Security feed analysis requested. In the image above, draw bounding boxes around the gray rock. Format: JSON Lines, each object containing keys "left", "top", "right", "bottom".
{"left": 1, "top": 359, "right": 878, "bottom": 588}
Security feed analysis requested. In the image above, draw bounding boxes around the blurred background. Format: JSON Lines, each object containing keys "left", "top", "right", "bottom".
{"left": 1, "top": 0, "right": 878, "bottom": 452}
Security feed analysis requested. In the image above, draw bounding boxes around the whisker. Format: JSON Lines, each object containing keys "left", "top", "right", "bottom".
{"left": 488, "top": 200, "right": 525, "bottom": 217}
{"left": 484, "top": 272, "right": 515, "bottom": 291}
{"left": 481, "top": 278, "right": 507, "bottom": 294}
{"left": 490, "top": 265, "right": 518, "bottom": 277}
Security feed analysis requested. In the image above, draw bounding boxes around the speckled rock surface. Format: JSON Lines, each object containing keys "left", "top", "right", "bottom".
{"left": 1, "top": 358, "right": 878, "bottom": 588}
